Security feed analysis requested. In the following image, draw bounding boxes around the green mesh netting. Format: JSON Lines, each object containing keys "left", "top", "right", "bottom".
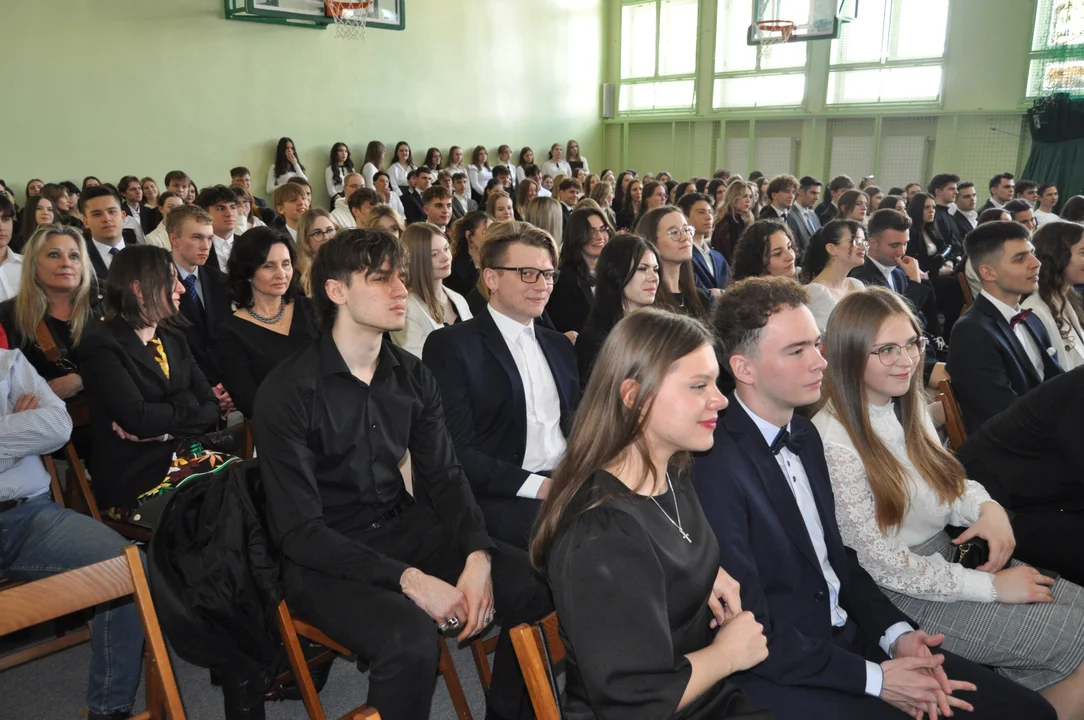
{"left": 1028, "top": 0, "right": 1084, "bottom": 96}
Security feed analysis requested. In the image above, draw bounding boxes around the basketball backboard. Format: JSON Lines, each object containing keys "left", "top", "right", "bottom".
{"left": 748, "top": 0, "right": 857, "bottom": 45}
{"left": 224, "top": 0, "right": 405, "bottom": 30}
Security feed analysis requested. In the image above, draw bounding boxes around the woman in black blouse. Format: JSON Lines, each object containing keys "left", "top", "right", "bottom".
{"left": 0, "top": 224, "right": 102, "bottom": 455}
{"left": 548, "top": 207, "right": 614, "bottom": 334}
{"left": 444, "top": 210, "right": 491, "bottom": 297}
{"left": 214, "top": 226, "right": 319, "bottom": 418}
{"left": 530, "top": 308, "right": 771, "bottom": 720}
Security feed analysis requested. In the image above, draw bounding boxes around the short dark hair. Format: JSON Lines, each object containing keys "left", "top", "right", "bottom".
{"left": 522, "top": 163, "right": 541, "bottom": 178}
{"left": 195, "top": 184, "right": 237, "bottom": 210}
{"left": 347, "top": 187, "right": 380, "bottom": 211}
{"left": 799, "top": 175, "right": 822, "bottom": 190}
{"left": 988, "top": 172, "right": 1015, "bottom": 190}
{"left": 79, "top": 185, "right": 122, "bottom": 213}
{"left": 558, "top": 178, "right": 582, "bottom": 193}
{"left": 373, "top": 171, "right": 390, "bottom": 184}
{"left": 492, "top": 165, "right": 511, "bottom": 178}
{"left": 957, "top": 181, "right": 975, "bottom": 192}
{"left": 60, "top": 180, "right": 80, "bottom": 196}
{"left": 867, "top": 208, "right": 912, "bottom": 237}
{"left": 451, "top": 172, "right": 468, "bottom": 183}
{"left": 422, "top": 185, "right": 452, "bottom": 205}
{"left": 310, "top": 229, "right": 408, "bottom": 331}
{"left": 1003, "top": 199, "right": 1032, "bottom": 217}
{"left": 230, "top": 166, "right": 250, "bottom": 179}
{"left": 227, "top": 226, "right": 299, "bottom": 308}
{"left": 289, "top": 176, "right": 311, "bottom": 188}
{"left": 164, "top": 170, "right": 189, "bottom": 187}
{"left": 978, "top": 208, "right": 1010, "bottom": 223}
{"left": 965, "top": 221, "right": 1031, "bottom": 266}
{"left": 828, "top": 175, "right": 855, "bottom": 193}
{"left": 118, "top": 175, "right": 141, "bottom": 193}
{"left": 104, "top": 245, "right": 181, "bottom": 329}
{"left": 156, "top": 191, "right": 181, "bottom": 208}
{"left": 748, "top": 171, "right": 765, "bottom": 182}
{"left": 1038, "top": 182, "right": 1057, "bottom": 196}
{"left": 1014, "top": 180, "right": 1038, "bottom": 197}
{"left": 1063, "top": 196, "right": 1084, "bottom": 222}
{"left": 0, "top": 194, "right": 14, "bottom": 219}
{"left": 926, "top": 173, "right": 959, "bottom": 195}
{"left": 676, "top": 192, "right": 713, "bottom": 217}
{"left": 713, "top": 276, "right": 809, "bottom": 361}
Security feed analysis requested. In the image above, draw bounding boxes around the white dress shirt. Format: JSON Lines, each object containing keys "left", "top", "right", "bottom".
{"left": 487, "top": 305, "right": 566, "bottom": 499}
{"left": 694, "top": 238, "right": 714, "bottom": 275}
{"left": 468, "top": 165, "right": 493, "bottom": 198}
{"left": 869, "top": 256, "right": 899, "bottom": 292}
{"left": 123, "top": 213, "right": 145, "bottom": 242}
{"left": 266, "top": 163, "right": 307, "bottom": 195}
{"left": 980, "top": 290, "right": 1045, "bottom": 379}
{"left": 1033, "top": 209, "right": 1059, "bottom": 228}
{"left": 0, "top": 250, "right": 23, "bottom": 303}
{"left": 175, "top": 263, "right": 201, "bottom": 305}
{"left": 386, "top": 192, "right": 405, "bottom": 219}
{"left": 284, "top": 225, "right": 298, "bottom": 243}
{"left": 949, "top": 203, "right": 978, "bottom": 230}
{"left": 361, "top": 162, "right": 380, "bottom": 190}
{"left": 213, "top": 234, "right": 234, "bottom": 273}
{"left": 93, "top": 237, "right": 125, "bottom": 271}
{"left": 541, "top": 159, "right": 571, "bottom": 179}
{"left": 737, "top": 394, "right": 912, "bottom": 697}
{"left": 388, "top": 163, "right": 412, "bottom": 195}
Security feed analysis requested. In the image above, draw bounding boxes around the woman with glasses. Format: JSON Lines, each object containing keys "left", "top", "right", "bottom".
{"left": 636, "top": 206, "right": 710, "bottom": 319}
{"left": 799, "top": 219, "right": 868, "bottom": 332}
{"left": 812, "top": 288, "right": 1084, "bottom": 716}
{"left": 392, "top": 223, "right": 473, "bottom": 359}
{"left": 295, "top": 208, "right": 338, "bottom": 296}
{"left": 575, "top": 234, "right": 660, "bottom": 385}
{"left": 548, "top": 208, "right": 614, "bottom": 334}
{"left": 731, "top": 219, "right": 798, "bottom": 282}
{"left": 214, "top": 227, "right": 318, "bottom": 418}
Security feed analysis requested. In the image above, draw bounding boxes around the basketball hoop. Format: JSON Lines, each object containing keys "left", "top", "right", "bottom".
{"left": 755, "top": 20, "right": 795, "bottom": 61}
{"left": 326, "top": 0, "right": 373, "bottom": 41}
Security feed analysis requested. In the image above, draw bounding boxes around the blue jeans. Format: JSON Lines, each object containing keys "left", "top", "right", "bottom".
{"left": 0, "top": 496, "right": 144, "bottom": 714}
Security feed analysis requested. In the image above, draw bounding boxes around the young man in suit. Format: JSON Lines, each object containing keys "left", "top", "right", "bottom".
{"left": 693, "top": 276, "right": 1055, "bottom": 720}
{"left": 787, "top": 175, "right": 822, "bottom": 257}
{"left": 451, "top": 172, "right": 477, "bottom": 217}
{"left": 421, "top": 185, "right": 453, "bottom": 236}
{"left": 164, "top": 170, "right": 191, "bottom": 202}
{"left": 678, "top": 192, "right": 730, "bottom": 294}
{"left": 757, "top": 174, "right": 798, "bottom": 225}
{"left": 195, "top": 185, "right": 238, "bottom": 273}
{"left": 850, "top": 209, "right": 931, "bottom": 314}
{"left": 422, "top": 222, "right": 579, "bottom": 550}
{"left": 168, "top": 204, "right": 233, "bottom": 417}
{"left": 118, "top": 175, "right": 152, "bottom": 236}
{"left": 81, "top": 185, "right": 139, "bottom": 282}
{"left": 815, "top": 175, "right": 854, "bottom": 226}
{"left": 979, "top": 172, "right": 1015, "bottom": 213}
{"left": 951, "top": 181, "right": 979, "bottom": 238}
{"left": 273, "top": 182, "right": 310, "bottom": 244}
{"left": 957, "top": 366, "right": 1084, "bottom": 584}
{"left": 230, "top": 166, "right": 267, "bottom": 208}
{"left": 402, "top": 169, "right": 428, "bottom": 225}
{"left": 948, "top": 220, "right": 1063, "bottom": 433}
{"left": 556, "top": 179, "right": 582, "bottom": 228}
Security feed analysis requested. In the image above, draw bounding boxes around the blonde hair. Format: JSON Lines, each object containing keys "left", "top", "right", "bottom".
{"left": 295, "top": 208, "right": 336, "bottom": 295}
{"left": 522, "top": 196, "right": 564, "bottom": 250}
{"left": 362, "top": 205, "right": 406, "bottom": 234}
{"left": 14, "top": 224, "right": 96, "bottom": 346}
{"left": 717, "top": 180, "right": 755, "bottom": 225}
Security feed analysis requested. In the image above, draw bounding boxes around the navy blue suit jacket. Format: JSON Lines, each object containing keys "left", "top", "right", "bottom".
{"left": 421, "top": 306, "right": 579, "bottom": 499}
{"left": 692, "top": 245, "right": 731, "bottom": 291}
{"left": 948, "top": 292, "right": 1063, "bottom": 433}
{"left": 849, "top": 257, "right": 932, "bottom": 315}
{"left": 693, "top": 398, "right": 912, "bottom": 696}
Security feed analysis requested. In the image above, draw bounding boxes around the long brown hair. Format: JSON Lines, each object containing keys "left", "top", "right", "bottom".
{"left": 817, "top": 287, "right": 966, "bottom": 532}
{"left": 402, "top": 222, "right": 449, "bottom": 323}
{"left": 1033, "top": 220, "right": 1084, "bottom": 343}
{"left": 529, "top": 307, "right": 715, "bottom": 573}
{"left": 635, "top": 206, "right": 707, "bottom": 318}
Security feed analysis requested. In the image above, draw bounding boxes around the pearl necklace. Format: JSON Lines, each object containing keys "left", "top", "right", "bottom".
{"left": 246, "top": 297, "right": 286, "bottom": 325}
{"left": 650, "top": 473, "right": 691, "bottom": 542}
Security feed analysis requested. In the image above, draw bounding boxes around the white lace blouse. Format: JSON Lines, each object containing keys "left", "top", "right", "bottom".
{"left": 811, "top": 402, "right": 998, "bottom": 603}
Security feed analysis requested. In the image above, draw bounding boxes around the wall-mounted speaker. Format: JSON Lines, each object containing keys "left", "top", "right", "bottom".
{"left": 602, "top": 83, "right": 615, "bottom": 119}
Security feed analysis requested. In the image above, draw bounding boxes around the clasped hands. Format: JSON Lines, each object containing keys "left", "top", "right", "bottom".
{"left": 400, "top": 549, "right": 496, "bottom": 643}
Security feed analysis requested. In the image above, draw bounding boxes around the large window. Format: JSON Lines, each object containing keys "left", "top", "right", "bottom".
{"left": 1028, "top": 0, "right": 1084, "bottom": 97}
{"left": 713, "top": 0, "right": 808, "bottom": 109}
{"left": 826, "top": 0, "right": 948, "bottom": 105}
{"left": 619, "top": 0, "right": 700, "bottom": 112}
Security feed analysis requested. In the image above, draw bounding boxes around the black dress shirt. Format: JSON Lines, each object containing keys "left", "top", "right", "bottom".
{"left": 253, "top": 332, "right": 493, "bottom": 591}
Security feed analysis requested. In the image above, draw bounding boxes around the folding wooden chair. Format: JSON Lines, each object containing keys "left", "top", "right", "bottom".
{"left": 469, "top": 634, "right": 499, "bottom": 690}
{"left": 957, "top": 271, "right": 974, "bottom": 314}
{"left": 0, "top": 545, "right": 186, "bottom": 719}
{"left": 509, "top": 612, "right": 565, "bottom": 720}
{"left": 937, "top": 377, "right": 969, "bottom": 450}
{"left": 275, "top": 599, "right": 474, "bottom": 720}
{"left": 58, "top": 438, "right": 152, "bottom": 543}
{"left": 0, "top": 453, "right": 93, "bottom": 671}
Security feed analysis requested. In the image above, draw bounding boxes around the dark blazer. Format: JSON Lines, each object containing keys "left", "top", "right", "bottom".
{"left": 952, "top": 210, "right": 977, "bottom": 242}
{"left": 711, "top": 211, "right": 746, "bottom": 263}
{"left": 85, "top": 229, "right": 140, "bottom": 282}
{"left": 787, "top": 207, "right": 819, "bottom": 258}
{"left": 175, "top": 262, "right": 231, "bottom": 386}
{"left": 933, "top": 205, "right": 963, "bottom": 260}
{"left": 958, "top": 366, "right": 1084, "bottom": 513}
{"left": 849, "top": 257, "right": 932, "bottom": 316}
{"left": 135, "top": 204, "right": 160, "bottom": 236}
{"left": 422, "top": 307, "right": 578, "bottom": 520}
{"left": 758, "top": 205, "right": 786, "bottom": 221}
{"left": 978, "top": 198, "right": 998, "bottom": 214}
{"left": 80, "top": 316, "right": 219, "bottom": 508}
{"left": 402, "top": 189, "right": 425, "bottom": 224}
{"left": 948, "top": 292, "right": 1063, "bottom": 433}
{"left": 547, "top": 263, "right": 593, "bottom": 333}
{"left": 814, "top": 199, "right": 837, "bottom": 226}
{"left": 694, "top": 399, "right": 913, "bottom": 701}
{"left": 691, "top": 245, "right": 731, "bottom": 291}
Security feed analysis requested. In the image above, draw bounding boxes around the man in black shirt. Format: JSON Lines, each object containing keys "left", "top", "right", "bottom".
{"left": 253, "top": 229, "right": 552, "bottom": 720}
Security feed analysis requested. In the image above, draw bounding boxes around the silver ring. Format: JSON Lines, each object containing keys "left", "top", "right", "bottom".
{"left": 446, "top": 616, "right": 460, "bottom": 628}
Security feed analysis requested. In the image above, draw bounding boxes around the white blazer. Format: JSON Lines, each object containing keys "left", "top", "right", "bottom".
{"left": 392, "top": 287, "right": 473, "bottom": 359}
{"left": 1022, "top": 292, "right": 1084, "bottom": 371}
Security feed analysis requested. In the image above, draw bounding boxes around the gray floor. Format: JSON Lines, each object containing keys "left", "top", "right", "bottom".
{"left": 0, "top": 627, "right": 495, "bottom": 719}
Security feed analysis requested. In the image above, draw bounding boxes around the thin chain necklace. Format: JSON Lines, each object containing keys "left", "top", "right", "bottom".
{"left": 246, "top": 297, "right": 286, "bottom": 325}
{"left": 650, "top": 473, "right": 691, "bottom": 543}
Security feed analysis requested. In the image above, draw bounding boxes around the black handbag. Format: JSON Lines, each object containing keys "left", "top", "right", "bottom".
{"left": 955, "top": 537, "right": 990, "bottom": 570}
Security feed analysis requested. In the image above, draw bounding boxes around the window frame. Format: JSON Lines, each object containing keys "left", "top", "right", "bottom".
{"left": 1025, "top": 0, "right": 1084, "bottom": 98}
{"left": 618, "top": 0, "right": 701, "bottom": 115}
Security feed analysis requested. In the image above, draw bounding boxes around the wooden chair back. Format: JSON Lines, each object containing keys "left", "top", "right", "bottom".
{"left": 937, "top": 378, "right": 969, "bottom": 450}
{"left": 957, "top": 270, "right": 974, "bottom": 314}
{"left": 0, "top": 546, "right": 186, "bottom": 719}
{"left": 509, "top": 612, "right": 566, "bottom": 720}
{"left": 275, "top": 600, "right": 472, "bottom": 720}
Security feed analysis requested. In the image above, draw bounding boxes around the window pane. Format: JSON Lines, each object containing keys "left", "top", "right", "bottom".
{"left": 1028, "top": 57, "right": 1084, "bottom": 96}
{"left": 826, "top": 65, "right": 942, "bottom": 104}
{"left": 714, "top": 73, "right": 806, "bottom": 108}
{"left": 831, "top": 0, "right": 887, "bottom": 64}
{"left": 620, "top": 80, "right": 697, "bottom": 111}
{"left": 1033, "top": 0, "right": 1084, "bottom": 51}
{"left": 761, "top": 37, "right": 808, "bottom": 70}
{"left": 622, "top": 2, "right": 658, "bottom": 79}
{"left": 659, "top": 0, "right": 699, "bottom": 75}
{"left": 890, "top": 0, "right": 947, "bottom": 60}
{"left": 716, "top": 0, "right": 756, "bottom": 72}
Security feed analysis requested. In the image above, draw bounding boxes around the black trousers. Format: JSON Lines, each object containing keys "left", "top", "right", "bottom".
{"left": 1012, "top": 508, "right": 1084, "bottom": 586}
{"left": 731, "top": 620, "right": 1055, "bottom": 719}
{"left": 286, "top": 503, "right": 552, "bottom": 720}
{"left": 932, "top": 272, "right": 965, "bottom": 339}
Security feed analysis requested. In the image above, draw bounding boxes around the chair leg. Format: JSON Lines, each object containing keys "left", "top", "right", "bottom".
{"left": 438, "top": 636, "right": 473, "bottom": 720}
{"left": 470, "top": 636, "right": 497, "bottom": 691}
{"left": 276, "top": 602, "right": 327, "bottom": 720}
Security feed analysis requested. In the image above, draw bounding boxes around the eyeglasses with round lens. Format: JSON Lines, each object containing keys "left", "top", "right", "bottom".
{"left": 870, "top": 336, "right": 927, "bottom": 366}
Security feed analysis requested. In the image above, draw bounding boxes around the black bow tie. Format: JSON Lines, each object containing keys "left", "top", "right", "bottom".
{"left": 770, "top": 426, "right": 808, "bottom": 456}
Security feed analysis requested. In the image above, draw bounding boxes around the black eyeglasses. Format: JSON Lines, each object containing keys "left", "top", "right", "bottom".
{"left": 308, "top": 228, "right": 337, "bottom": 241}
{"left": 491, "top": 266, "right": 561, "bottom": 284}
{"left": 870, "top": 336, "right": 927, "bottom": 366}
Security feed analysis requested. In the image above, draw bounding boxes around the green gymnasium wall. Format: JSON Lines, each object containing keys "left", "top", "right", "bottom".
{"left": 0, "top": 0, "right": 604, "bottom": 203}
{"left": 601, "top": 0, "right": 1039, "bottom": 189}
